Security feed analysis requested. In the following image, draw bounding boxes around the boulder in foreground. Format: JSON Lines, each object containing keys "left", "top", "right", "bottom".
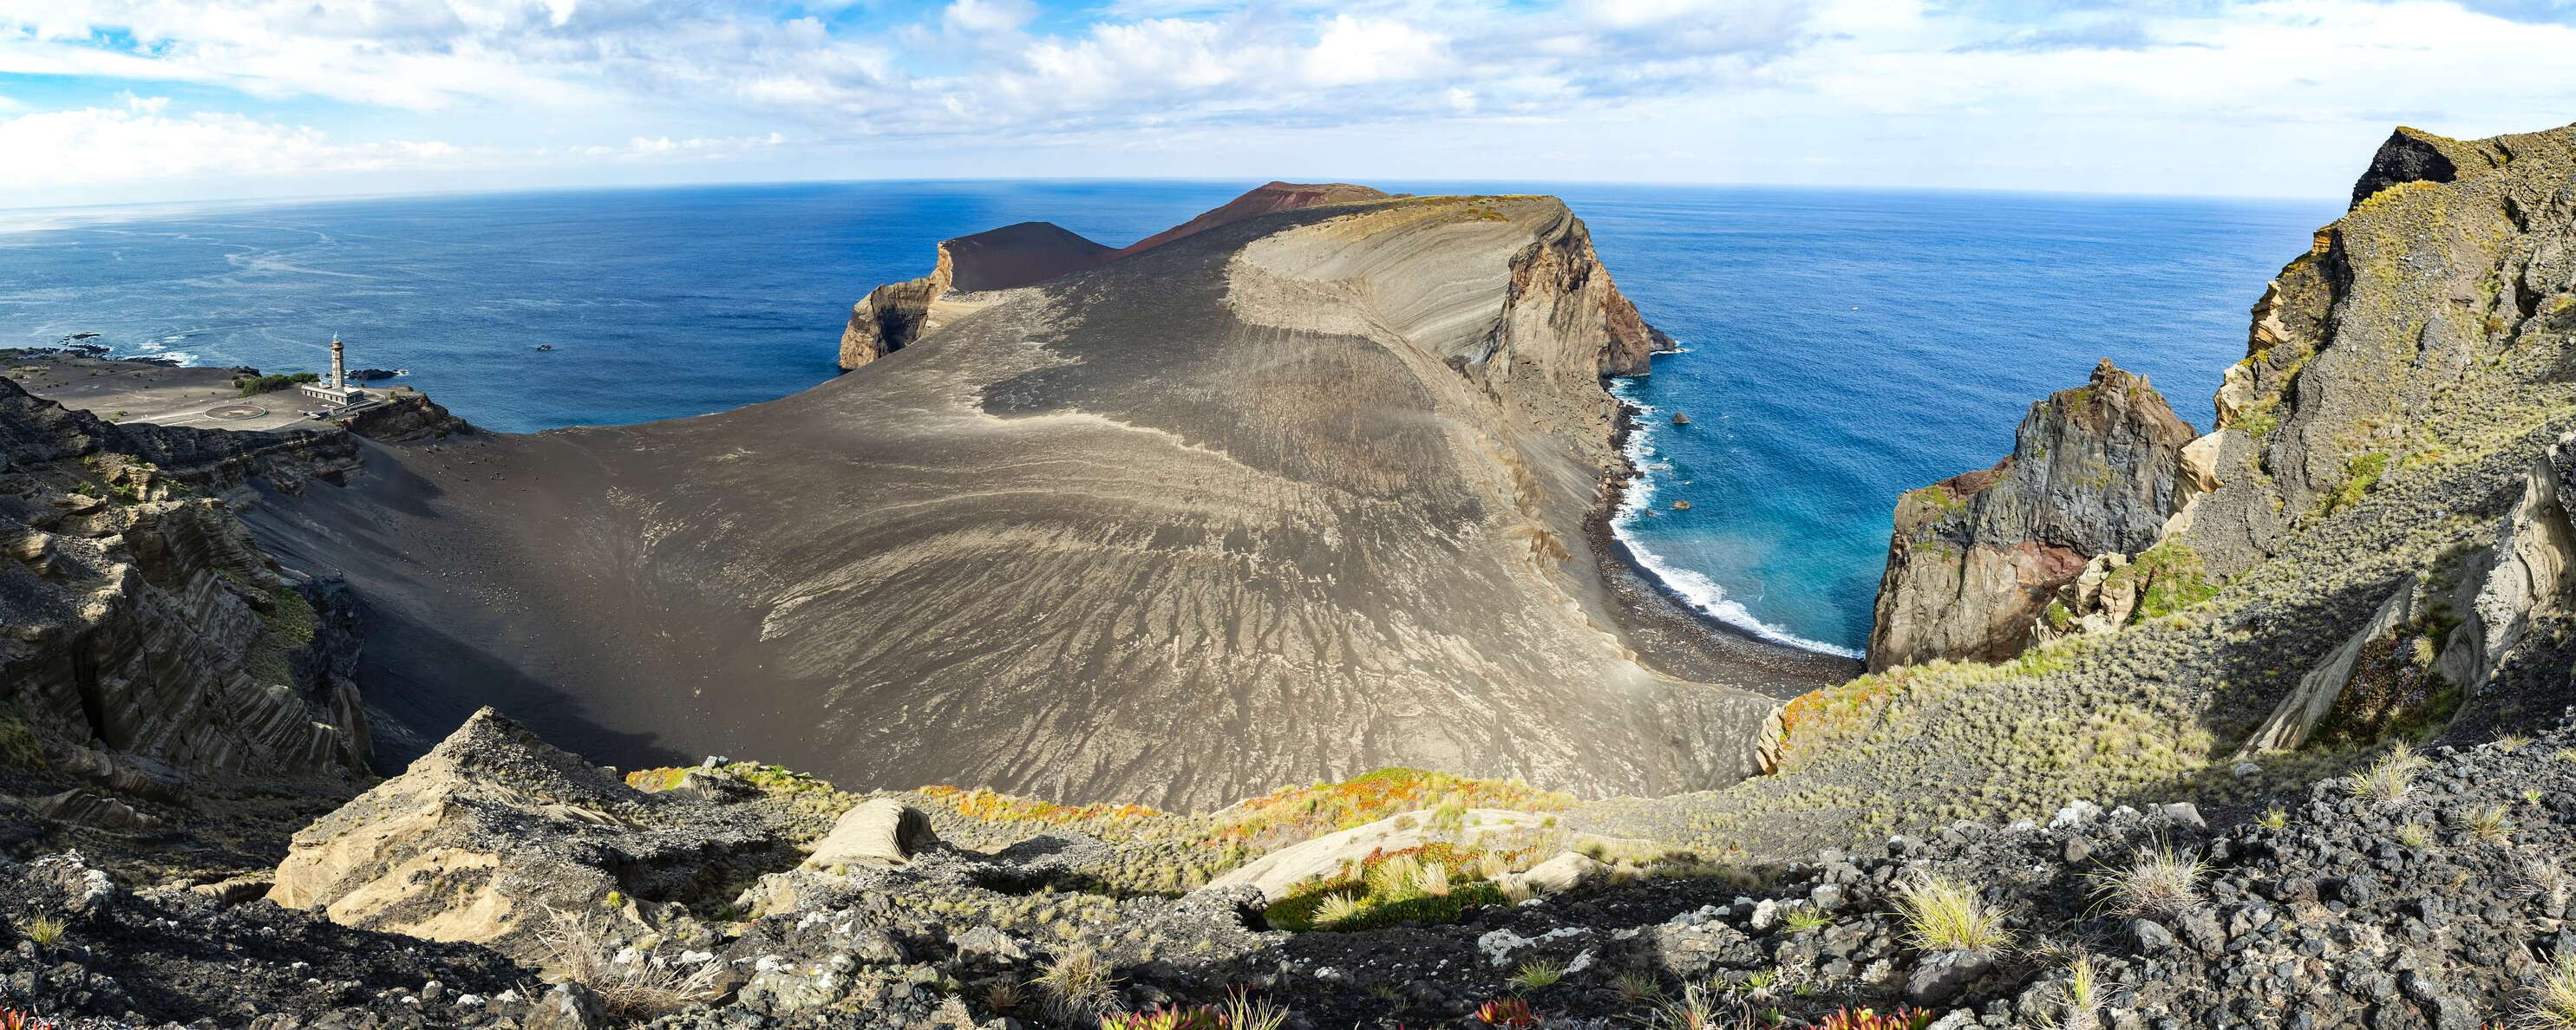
{"left": 270, "top": 707, "right": 794, "bottom": 959}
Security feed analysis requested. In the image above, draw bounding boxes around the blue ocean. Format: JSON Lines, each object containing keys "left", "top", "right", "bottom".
{"left": 0, "top": 183, "right": 2337, "bottom": 656}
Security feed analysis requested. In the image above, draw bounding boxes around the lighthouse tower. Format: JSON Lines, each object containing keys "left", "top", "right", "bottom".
{"left": 330, "top": 333, "right": 346, "bottom": 390}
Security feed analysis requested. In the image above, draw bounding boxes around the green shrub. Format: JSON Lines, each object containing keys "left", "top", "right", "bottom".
{"left": 1259, "top": 841, "right": 1524, "bottom": 931}
{"left": 2321, "top": 452, "right": 2389, "bottom": 516}
{"left": 2087, "top": 841, "right": 2204, "bottom": 916}
{"left": 2345, "top": 742, "right": 2427, "bottom": 802}
{"left": 0, "top": 715, "right": 44, "bottom": 769}
{"left": 2233, "top": 397, "right": 2282, "bottom": 437}
{"left": 1507, "top": 957, "right": 1566, "bottom": 991}
{"left": 241, "top": 587, "right": 319, "bottom": 686}
{"left": 2119, "top": 542, "right": 2218, "bottom": 621}
{"left": 236, "top": 372, "right": 319, "bottom": 396}
{"left": 1265, "top": 879, "right": 1506, "bottom": 932}
{"left": 20, "top": 916, "right": 66, "bottom": 948}
{"left": 2527, "top": 954, "right": 2576, "bottom": 1029}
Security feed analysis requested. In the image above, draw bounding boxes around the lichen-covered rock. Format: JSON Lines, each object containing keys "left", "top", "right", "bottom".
{"left": 2180, "top": 124, "right": 2576, "bottom": 575}
{"left": 1867, "top": 360, "right": 2199, "bottom": 670}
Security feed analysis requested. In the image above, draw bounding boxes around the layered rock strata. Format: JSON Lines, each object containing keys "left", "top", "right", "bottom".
{"left": 1, "top": 376, "right": 370, "bottom": 777}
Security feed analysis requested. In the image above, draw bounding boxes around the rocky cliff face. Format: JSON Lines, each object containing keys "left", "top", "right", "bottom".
{"left": 271, "top": 707, "right": 793, "bottom": 956}
{"left": 265, "top": 188, "right": 1773, "bottom": 810}
{"left": 1, "top": 377, "right": 371, "bottom": 781}
{"left": 2180, "top": 125, "right": 2576, "bottom": 574}
{"left": 1867, "top": 360, "right": 2199, "bottom": 670}
{"left": 836, "top": 240, "right": 956, "bottom": 371}
{"left": 1869, "top": 125, "right": 2576, "bottom": 677}
{"left": 339, "top": 388, "right": 473, "bottom": 443}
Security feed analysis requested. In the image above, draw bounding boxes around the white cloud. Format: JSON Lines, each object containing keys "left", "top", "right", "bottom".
{"left": 944, "top": 0, "right": 1038, "bottom": 34}
{"left": 1302, "top": 15, "right": 1453, "bottom": 86}
{"left": 0, "top": 97, "right": 467, "bottom": 187}
{"left": 0, "top": 0, "right": 2569, "bottom": 203}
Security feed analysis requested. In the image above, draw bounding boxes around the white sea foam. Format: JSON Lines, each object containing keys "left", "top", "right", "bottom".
{"left": 1608, "top": 379, "right": 1863, "bottom": 660}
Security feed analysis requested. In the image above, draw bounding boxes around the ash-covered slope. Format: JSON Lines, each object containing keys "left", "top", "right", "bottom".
{"left": 1113, "top": 180, "right": 1390, "bottom": 257}
{"left": 836, "top": 182, "right": 1393, "bottom": 371}
{"left": 255, "top": 189, "right": 1819, "bottom": 809}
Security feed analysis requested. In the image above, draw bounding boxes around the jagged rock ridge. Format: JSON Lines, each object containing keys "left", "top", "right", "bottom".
{"left": 1869, "top": 122, "right": 2576, "bottom": 691}
{"left": 1570, "top": 121, "right": 2576, "bottom": 866}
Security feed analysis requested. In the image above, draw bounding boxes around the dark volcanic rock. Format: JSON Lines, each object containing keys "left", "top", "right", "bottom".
{"left": 0, "top": 851, "right": 532, "bottom": 1027}
{"left": 2, "top": 376, "right": 370, "bottom": 778}
{"left": 942, "top": 220, "right": 1118, "bottom": 292}
{"left": 2347, "top": 126, "right": 2475, "bottom": 210}
{"left": 341, "top": 389, "right": 472, "bottom": 442}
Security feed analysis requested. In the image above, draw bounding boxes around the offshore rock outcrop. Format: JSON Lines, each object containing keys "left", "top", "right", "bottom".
{"left": 1, "top": 377, "right": 370, "bottom": 778}
{"left": 1867, "top": 360, "right": 2199, "bottom": 670}
{"left": 835, "top": 238, "right": 953, "bottom": 370}
{"left": 259, "top": 185, "right": 1801, "bottom": 810}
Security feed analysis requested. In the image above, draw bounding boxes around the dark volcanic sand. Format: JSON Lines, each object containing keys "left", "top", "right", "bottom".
{"left": 247, "top": 195, "right": 1835, "bottom": 810}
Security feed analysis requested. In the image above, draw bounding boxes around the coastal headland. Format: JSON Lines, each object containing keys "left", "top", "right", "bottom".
{"left": 211, "top": 186, "right": 1847, "bottom": 810}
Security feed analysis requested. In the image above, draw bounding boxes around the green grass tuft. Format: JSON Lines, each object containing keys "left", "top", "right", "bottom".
{"left": 1893, "top": 873, "right": 2011, "bottom": 953}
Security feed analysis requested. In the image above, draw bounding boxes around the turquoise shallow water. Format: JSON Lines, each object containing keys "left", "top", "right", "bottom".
{"left": 0, "top": 182, "right": 2338, "bottom": 655}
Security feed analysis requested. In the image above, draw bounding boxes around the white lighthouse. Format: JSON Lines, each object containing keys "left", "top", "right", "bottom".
{"left": 298, "top": 333, "right": 368, "bottom": 408}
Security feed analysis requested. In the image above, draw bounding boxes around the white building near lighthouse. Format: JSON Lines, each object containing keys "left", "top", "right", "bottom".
{"left": 298, "top": 334, "right": 368, "bottom": 407}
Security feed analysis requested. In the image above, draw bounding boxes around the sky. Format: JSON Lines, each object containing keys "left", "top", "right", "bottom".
{"left": 0, "top": 0, "right": 2572, "bottom": 208}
